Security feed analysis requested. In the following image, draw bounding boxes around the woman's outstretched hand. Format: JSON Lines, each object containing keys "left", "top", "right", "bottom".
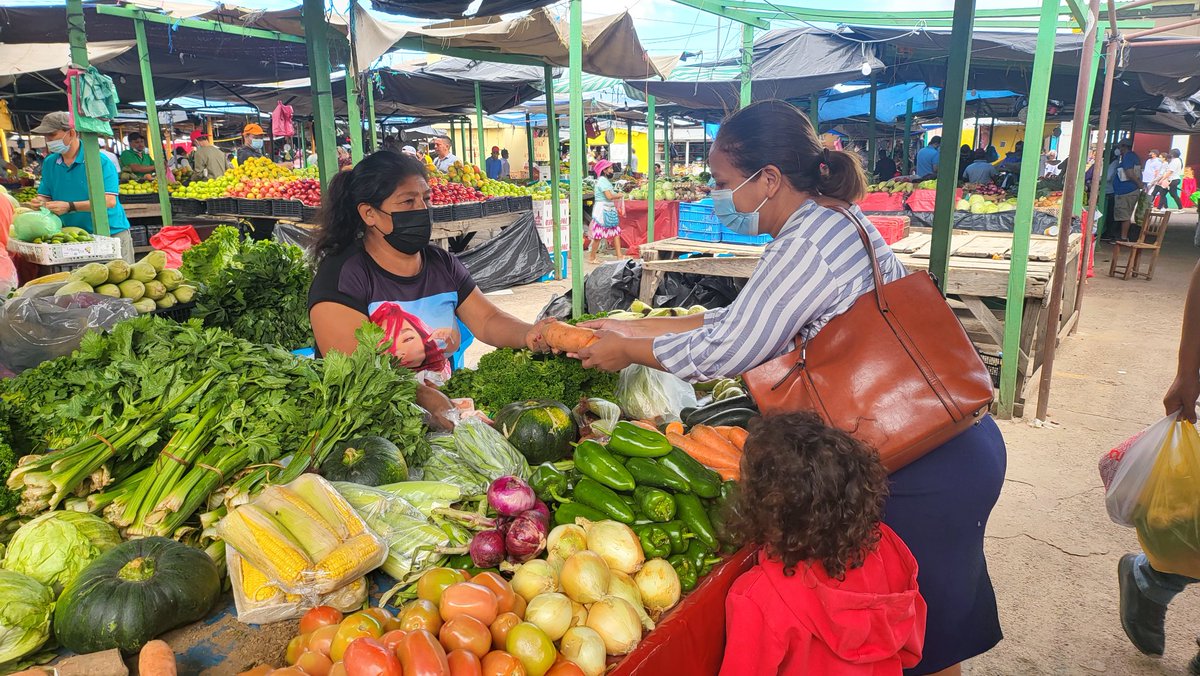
{"left": 525, "top": 316, "right": 558, "bottom": 353}
{"left": 575, "top": 330, "right": 634, "bottom": 372}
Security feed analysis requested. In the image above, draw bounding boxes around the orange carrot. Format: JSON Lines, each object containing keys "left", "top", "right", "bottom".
{"left": 139, "top": 640, "right": 177, "bottom": 676}
{"left": 665, "top": 421, "right": 685, "bottom": 437}
{"left": 712, "top": 465, "right": 740, "bottom": 481}
{"left": 690, "top": 424, "right": 742, "bottom": 460}
{"left": 714, "top": 425, "right": 749, "bottom": 449}
{"left": 543, "top": 321, "right": 598, "bottom": 353}
{"left": 631, "top": 420, "right": 658, "bottom": 431}
{"left": 668, "top": 431, "right": 738, "bottom": 469}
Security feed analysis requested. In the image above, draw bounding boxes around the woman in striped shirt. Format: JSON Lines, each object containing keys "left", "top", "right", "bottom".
{"left": 578, "top": 101, "right": 1007, "bottom": 676}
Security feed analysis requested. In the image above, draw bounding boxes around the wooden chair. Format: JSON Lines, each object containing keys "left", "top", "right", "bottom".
{"left": 1109, "top": 209, "right": 1170, "bottom": 280}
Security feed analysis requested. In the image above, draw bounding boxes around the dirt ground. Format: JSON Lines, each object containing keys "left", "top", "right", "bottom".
{"left": 473, "top": 216, "right": 1200, "bottom": 674}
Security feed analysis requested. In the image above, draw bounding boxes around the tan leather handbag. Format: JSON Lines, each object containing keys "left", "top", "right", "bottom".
{"left": 742, "top": 206, "right": 994, "bottom": 472}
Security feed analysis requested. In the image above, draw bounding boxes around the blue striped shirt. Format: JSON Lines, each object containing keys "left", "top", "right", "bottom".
{"left": 653, "top": 201, "right": 907, "bottom": 381}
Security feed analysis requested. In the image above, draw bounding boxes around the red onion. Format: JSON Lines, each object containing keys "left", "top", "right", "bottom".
{"left": 526, "top": 501, "right": 551, "bottom": 525}
{"left": 505, "top": 512, "right": 549, "bottom": 563}
{"left": 470, "top": 529, "right": 507, "bottom": 568}
{"left": 488, "top": 476, "right": 537, "bottom": 517}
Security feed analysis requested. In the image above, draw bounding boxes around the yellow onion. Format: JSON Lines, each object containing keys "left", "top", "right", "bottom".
{"left": 511, "top": 559, "right": 559, "bottom": 602}
{"left": 546, "top": 524, "right": 588, "bottom": 561}
{"left": 635, "top": 558, "right": 681, "bottom": 618}
{"left": 524, "top": 592, "right": 574, "bottom": 641}
{"left": 584, "top": 595, "right": 643, "bottom": 656}
{"left": 559, "top": 626, "right": 607, "bottom": 676}
{"left": 583, "top": 520, "right": 644, "bottom": 575}
{"left": 559, "top": 550, "right": 610, "bottom": 604}
{"left": 608, "top": 570, "right": 654, "bottom": 631}
{"left": 570, "top": 600, "right": 588, "bottom": 628}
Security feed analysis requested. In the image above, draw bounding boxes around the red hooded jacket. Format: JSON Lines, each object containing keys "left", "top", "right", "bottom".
{"left": 719, "top": 524, "right": 926, "bottom": 675}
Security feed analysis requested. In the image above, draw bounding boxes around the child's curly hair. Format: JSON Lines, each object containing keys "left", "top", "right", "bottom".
{"left": 730, "top": 412, "right": 889, "bottom": 580}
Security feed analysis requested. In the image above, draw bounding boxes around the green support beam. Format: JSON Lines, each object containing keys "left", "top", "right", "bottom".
{"left": 526, "top": 113, "right": 536, "bottom": 180}
{"left": 1062, "top": 0, "right": 1088, "bottom": 28}
{"left": 626, "top": 119, "right": 633, "bottom": 176}
{"left": 664, "top": 115, "right": 671, "bottom": 172}
{"left": 739, "top": 23, "right": 754, "bottom": 108}
{"left": 867, "top": 70, "right": 877, "bottom": 177}
{"left": 544, "top": 66, "right": 563, "bottom": 280}
{"left": 929, "top": 0, "right": 976, "bottom": 288}
{"left": 345, "top": 65, "right": 364, "bottom": 164}
{"left": 475, "top": 82, "right": 486, "bottom": 169}
{"left": 668, "top": 0, "right": 770, "bottom": 28}
{"left": 66, "top": 0, "right": 110, "bottom": 236}
{"left": 365, "top": 74, "right": 377, "bottom": 153}
{"left": 999, "top": 0, "right": 1059, "bottom": 418}
{"left": 647, "top": 95, "right": 656, "bottom": 243}
{"left": 720, "top": 0, "right": 1140, "bottom": 21}
{"left": 902, "top": 98, "right": 913, "bottom": 174}
{"left": 133, "top": 18, "right": 172, "bottom": 227}
{"left": 568, "top": 0, "right": 585, "bottom": 317}
{"left": 96, "top": 4, "right": 305, "bottom": 43}
{"left": 809, "top": 93, "right": 819, "bottom": 130}
{"left": 448, "top": 120, "right": 457, "bottom": 158}
{"left": 302, "top": 0, "right": 339, "bottom": 188}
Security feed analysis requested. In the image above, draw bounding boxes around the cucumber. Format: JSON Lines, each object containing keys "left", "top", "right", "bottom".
{"left": 683, "top": 395, "right": 755, "bottom": 426}
{"left": 699, "top": 408, "right": 758, "bottom": 428}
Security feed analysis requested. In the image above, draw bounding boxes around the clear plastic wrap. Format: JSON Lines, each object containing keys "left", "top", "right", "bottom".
{"left": 1134, "top": 420, "right": 1200, "bottom": 579}
{"left": 0, "top": 289, "right": 137, "bottom": 373}
{"left": 615, "top": 365, "right": 699, "bottom": 424}
{"left": 227, "top": 548, "right": 368, "bottom": 625}
{"left": 1104, "top": 414, "right": 1178, "bottom": 527}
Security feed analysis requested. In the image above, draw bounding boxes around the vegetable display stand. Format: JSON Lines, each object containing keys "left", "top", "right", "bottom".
{"left": 170, "top": 198, "right": 206, "bottom": 218}
{"left": 128, "top": 224, "right": 150, "bottom": 248}
{"left": 452, "top": 201, "right": 483, "bottom": 221}
{"left": 121, "top": 193, "right": 159, "bottom": 205}
{"left": 482, "top": 197, "right": 510, "bottom": 217}
{"left": 235, "top": 198, "right": 273, "bottom": 217}
{"left": 858, "top": 191, "right": 907, "bottom": 212}
{"left": 618, "top": 200, "right": 680, "bottom": 258}
{"left": 300, "top": 205, "right": 319, "bottom": 223}
{"left": 8, "top": 234, "right": 122, "bottom": 266}
{"left": 430, "top": 205, "right": 456, "bottom": 223}
{"left": 509, "top": 195, "right": 533, "bottom": 212}
{"left": 609, "top": 546, "right": 756, "bottom": 676}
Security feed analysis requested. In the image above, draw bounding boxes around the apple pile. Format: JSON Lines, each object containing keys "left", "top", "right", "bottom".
{"left": 280, "top": 178, "right": 322, "bottom": 207}
{"left": 226, "top": 178, "right": 322, "bottom": 206}
{"left": 430, "top": 176, "right": 485, "bottom": 206}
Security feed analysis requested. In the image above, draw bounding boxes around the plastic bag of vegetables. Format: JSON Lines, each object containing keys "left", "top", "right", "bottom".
{"left": 454, "top": 416, "right": 531, "bottom": 479}
{"left": 421, "top": 435, "right": 492, "bottom": 495}
{"left": 12, "top": 208, "right": 62, "bottom": 243}
{"left": 226, "top": 548, "right": 367, "bottom": 625}
{"left": 2, "top": 511, "right": 122, "bottom": 594}
{"left": 0, "top": 570, "right": 54, "bottom": 668}
{"left": 614, "top": 365, "right": 698, "bottom": 423}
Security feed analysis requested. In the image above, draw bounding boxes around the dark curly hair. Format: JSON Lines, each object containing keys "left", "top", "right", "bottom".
{"left": 730, "top": 412, "right": 889, "bottom": 580}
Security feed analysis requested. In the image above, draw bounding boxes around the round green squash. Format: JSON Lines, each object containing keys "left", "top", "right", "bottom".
{"left": 318, "top": 436, "right": 408, "bottom": 486}
{"left": 54, "top": 536, "right": 221, "bottom": 654}
{"left": 493, "top": 399, "right": 578, "bottom": 464}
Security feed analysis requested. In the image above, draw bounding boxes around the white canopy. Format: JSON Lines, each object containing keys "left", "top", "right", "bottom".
{"left": 0, "top": 40, "right": 136, "bottom": 84}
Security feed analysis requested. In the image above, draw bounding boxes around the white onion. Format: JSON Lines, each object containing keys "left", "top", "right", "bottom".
{"left": 511, "top": 558, "right": 560, "bottom": 602}
{"left": 570, "top": 600, "right": 588, "bottom": 628}
{"left": 546, "top": 524, "right": 588, "bottom": 561}
{"left": 635, "top": 558, "right": 681, "bottom": 618}
{"left": 560, "top": 626, "right": 607, "bottom": 676}
{"left": 583, "top": 520, "right": 644, "bottom": 575}
{"left": 585, "top": 595, "right": 643, "bottom": 656}
{"left": 524, "top": 592, "right": 574, "bottom": 641}
{"left": 608, "top": 570, "right": 655, "bottom": 631}
{"left": 560, "top": 550, "right": 611, "bottom": 604}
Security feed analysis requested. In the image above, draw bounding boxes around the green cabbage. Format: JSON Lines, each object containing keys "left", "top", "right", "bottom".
{"left": 0, "top": 570, "right": 53, "bottom": 666}
{"left": 2, "top": 511, "right": 121, "bottom": 593}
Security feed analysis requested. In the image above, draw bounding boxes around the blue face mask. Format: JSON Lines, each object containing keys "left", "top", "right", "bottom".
{"left": 710, "top": 169, "right": 767, "bottom": 235}
{"left": 47, "top": 138, "right": 70, "bottom": 155}
{"left": 250, "top": 138, "right": 264, "bottom": 150}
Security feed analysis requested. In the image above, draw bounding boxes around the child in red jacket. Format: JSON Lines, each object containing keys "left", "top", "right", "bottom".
{"left": 720, "top": 412, "right": 927, "bottom": 675}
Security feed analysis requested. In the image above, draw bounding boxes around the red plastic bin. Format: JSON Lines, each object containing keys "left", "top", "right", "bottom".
{"left": 867, "top": 215, "right": 911, "bottom": 245}
{"left": 906, "top": 188, "right": 963, "bottom": 212}
{"left": 858, "top": 191, "right": 906, "bottom": 212}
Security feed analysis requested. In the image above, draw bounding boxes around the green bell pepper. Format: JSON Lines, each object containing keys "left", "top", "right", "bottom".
{"left": 661, "top": 520, "right": 693, "bottom": 555}
{"left": 660, "top": 448, "right": 722, "bottom": 498}
{"left": 529, "top": 463, "right": 571, "bottom": 503}
{"left": 633, "top": 486, "right": 676, "bottom": 523}
{"left": 633, "top": 524, "right": 672, "bottom": 558}
{"left": 574, "top": 439, "right": 636, "bottom": 491}
{"left": 668, "top": 554, "right": 698, "bottom": 591}
{"left": 572, "top": 477, "right": 636, "bottom": 523}
{"left": 608, "top": 421, "right": 672, "bottom": 457}
{"left": 552, "top": 502, "right": 608, "bottom": 527}
{"left": 625, "top": 457, "right": 692, "bottom": 493}
{"left": 685, "top": 540, "right": 722, "bottom": 577}
{"left": 675, "top": 493, "right": 719, "bottom": 551}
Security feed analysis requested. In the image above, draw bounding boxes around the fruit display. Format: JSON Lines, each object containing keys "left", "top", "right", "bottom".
{"left": 963, "top": 182, "right": 1007, "bottom": 199}
{"left": 444, "top": 161, "right": 484, "bottom": 188}
{"left": 1034, "top": 191, "right": 1064, "bottom": 208}
{"left": 430, "top": 176, "right": 485, "bottom": 206}
{"left": 865, "top": 178, "right": 916, "bottom": 194}
{"left": 479, "top": 177, "right": 535, "bottom": 198}
{"left": 957, "top": 194, "right": 1016, "bottom": 214}
{"left": 117, "top": 180, "right": 158, "bottom": 195}
{"left": 13, "top": 251, "right": 196, "bottom": 313}
{"left": 13, "top": 186, "right": 39, "bottom": 203}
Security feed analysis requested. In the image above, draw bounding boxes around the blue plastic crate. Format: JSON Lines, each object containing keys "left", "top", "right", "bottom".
{"left": 720, "top": 226, "right": 773, "bottom": 246}
{"left": 678, "top": 228, "right": 723, "bottom": 243}
{"left": 678, "top": 200, "right": 721, "bottom": 234}
{"left": 538, "top": 250, "right": 569, "bottom": 282}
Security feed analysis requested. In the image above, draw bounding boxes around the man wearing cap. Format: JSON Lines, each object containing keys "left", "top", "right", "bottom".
{"left": 237, "top": 123, "right": 266, "bottom": 164}
{"left": 30, "top": 112, "right": 133, "bottom": 262}
{"left": 400, "top": 145, "right": 418, "bottom": 158}
{"left": 431, "top": 136, "right": 458, "bottom": 173}
{"left": 191, "top": 129, "right": 228, "bottom": 180}
{"left": 1112, "top": 139, "right": 1143, "bottom": 242}
{"left": 119, "top": 132, "right": 156, "bottom": 180}
{"left": 500, "top": 149, "right": 511, "bottom": 179}
{"left": 485, "top": 146, "right": 502, "bottom": 179}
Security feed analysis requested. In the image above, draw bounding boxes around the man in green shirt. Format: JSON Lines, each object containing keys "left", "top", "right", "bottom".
{"left": 119, "top": 132, "right": 155, "bottom": 180}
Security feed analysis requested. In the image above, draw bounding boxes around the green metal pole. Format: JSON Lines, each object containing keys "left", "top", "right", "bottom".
{"left": 65, "top": 0, "right": 110, "bottom": 235}
{"left": 568, "top": 0, "right": 585, "bottom": 317}
{"left": 902, "top": 98, "right": 913, "bottom": 174}
{"left": 664, "top": 115, "right": 671, "bottom": 174}
{"left": 448, "top": 120, "right": 457, "bottom": 159}
{"left": 525, "top": 113, "right": 535, "bottom": 180}
{"left": 867, "top": 70, "right": 878, "bottom": 179}
{"left": 302, "top": 0, "right": 338, "bottom": 189}
{"left": 345, "top": 60, "right": 363, "bottom": 164}
{"left": 366, "top": 74, "right": 377, "bottom": 153}
{"left": 465, "top": 117, "right": 474, "bottom": 166}
{"left": 929, "top": 0, "right": 977, "bottom": 288}
{"left": 299, "top": 121, "right": 307, "bottom": 167}
{"left": 133, "top": 18, "right": 172, "bottom": 227}
{"left": 474, "top": 82, "right": 486, "bottom": 169}
{"left": 646, "top": 95, "right": 656, "bottom": 244}
{"left": 739, "top": 23, "right": 754, "bottom": 108}
{"left": 545, "top": 66, "right": 563, "bottom": 280}
{"left": 999, "top": 0, "right": 1058, "bottom": 419}
{"left": 809, "top": 93, "right": 819, "bottom": 131}
{"left": 626, "top": 119, "right": 633, "bottom": 176}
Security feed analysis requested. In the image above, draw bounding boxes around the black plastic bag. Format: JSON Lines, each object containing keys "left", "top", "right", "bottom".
{"left": 0, "top": 288, "right": 138, "bottom": 373}
{"left": 653, "top": 272, "right": 743, "bottom": 309}
{"left": 456, "top": 212, "right": 552, "bottom": 292}
{"left": 584, "top": 259, "right": 642, "bottom": 315}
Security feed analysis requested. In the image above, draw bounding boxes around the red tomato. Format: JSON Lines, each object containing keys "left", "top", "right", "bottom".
{"left": 510, "top": 594, "right": 527, "bottom": 619}
{"left": 397, "top": 630, "right": 451, "bottom": 676}
{"left": 470, "top": 572, "right": 516, "bottom": 615}
{"left": 489, "top": 613, "right": 521, "bottom": 651}
{"left": 297, "top": 651, "right": 335, "bottom": 676}
{"left": 329, "top": 662, "right": 348, "bottom": 676}
{"left": 380, "top": 629, "right": 408, "bottom": 654}
{"left": 545, "top": 662, "right": 585, "bottom": 676}
{"left": 399, "top": 599, "right": 444, "bottom": 635}
{"left": 308, "top": 625, "right": 340, "bottom": 657}
{"left": 363, "top": 607, "right": 400, "bottom": 632}
{"left": 270, "top": 669, "right": 307, "bottom": 676}
{"left": 440, "top": 582, "right": 499, "bottom": 626}
{"left": 439, "top": 615, "right": 491, "bottom": 658}
{"left": 480, "top": 651, "right": 527, "bottom": 676}
{"left": 447, "top": 649, "right": 483, "bottom": 676}
{"left": 342, "top": 637, "right": 402, "bottom": 676}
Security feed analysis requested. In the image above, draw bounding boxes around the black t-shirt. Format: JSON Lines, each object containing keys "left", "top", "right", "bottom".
{"left": 309, "top": 242, "right": 478, "bottom": 383}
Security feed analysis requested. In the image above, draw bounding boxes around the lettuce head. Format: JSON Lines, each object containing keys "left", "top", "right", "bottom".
{"left": 2, "top": 511, "right": 121, "bottom": 593}
{"left": 0, "top": 570, "right": 53, "bottom": 666}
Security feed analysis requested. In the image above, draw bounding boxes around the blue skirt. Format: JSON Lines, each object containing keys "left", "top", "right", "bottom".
{"left": 883, "top": 415, "right": 1007, "bottom": 675}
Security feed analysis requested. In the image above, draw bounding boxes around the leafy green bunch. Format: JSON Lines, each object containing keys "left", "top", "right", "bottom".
{"left": 442, "top": 348, "right": 619, "bottom": 415}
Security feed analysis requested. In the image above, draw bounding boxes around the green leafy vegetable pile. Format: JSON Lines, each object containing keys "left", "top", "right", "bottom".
{"left": 442, "top": 348, "right": 619, "bottom": 415}
{"left": 182, "top": 225, "right": 313, "bottom": 349}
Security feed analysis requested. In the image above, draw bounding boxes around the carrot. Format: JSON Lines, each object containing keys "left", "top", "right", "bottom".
{"left": 543, "top": 321, "right": 598, "bottom": 353}
{"left": 668, "top": 431, "right": 738, "bottom": 469}
{"left": 631, "top": 420, "right": 658, "bottom": 431}
{"left": 712, "top": 465, "right": 740, "bottom": 481}
{"left": 139, "top": 640, "right": 178, "bottom": 676}
{"left": 665, "top": 421, "right": 685, "bottom": 437}
{"left": 714, "top": 425, "right": 749, "bottom": 449}
{"left": 690, "top": 424, "right": 743, "bottom": 461}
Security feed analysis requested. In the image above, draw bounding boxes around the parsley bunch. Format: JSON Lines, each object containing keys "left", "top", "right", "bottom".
{"left": 442, "top": 348, "right": 620, "bottom": 415}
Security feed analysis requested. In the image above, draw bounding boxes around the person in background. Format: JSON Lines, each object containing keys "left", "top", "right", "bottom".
{"left": 958, "top": 144, "right": 974, "bottom": 180}
{"left": 306, "top": 145, "right": 319, "bottom": 168}
{"left": 999, "top": 141, "right": 1025, "bottom": 172}
{"left": 190, "top": 130, "right": 228, "bottom": 179}
{"left": 587, "top": 159, "right": 624, "bottom": 264}
{"left": 499, "top": 149, "right": 511, "bottom": 179}
{"left": 29, "top": 112, "right": 133, "bottom": 262}
{"left": 1154, "top": 149, "right": 1184, "bottom": 210}
{"left": 1112, "top": 139, "right": 1143, "bottom": 241}
{"left": 485, "top": 146, "right": 502, "bottom": 179}
{"left": 169, "top": 146, "right": 191, "bottom": 174}
{"left": 914, "top": 136, "right": 941, "bottom": 180}
{"left": 25, "top": 150, "right": 43, "bottom": 175}
{"left": 628, "top": 148, "right": 639, "bottom": 176}
{"left": 336, "top": 146, "right": 353, "bottom": 171}
{"left": 1143, "top": 150, "right": 1164, "bottom": 207}
{"left": 119, "top": 132, "right": 155, "bottom": 179}
{"left": 400, "top": 145, "right": 418, "bottom": 158}
{"left": 964, "top": 148, "right": 999, "bottom": 184}
{"left": 985, "top": 144, "right": 1000, "bottom": 163}
{"left": 99, "top": 142, "right": 120, "bottom": 174}
{"left": 874, "top": 149, "right": 897, "bottom": 182}
{"left": 431, "top": 137, "right": 458, "bottom": 172}
{"left": 1042, "top": 150, "right": 1060, "bottom": 178}
{"left": 237, "top": 123, "right": 266, "bottom": 164}
{"left": 720, "top": 412, "right": 926, "bottom": 675}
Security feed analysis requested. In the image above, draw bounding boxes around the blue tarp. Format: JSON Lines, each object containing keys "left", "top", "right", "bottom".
{"left": 818, "top": 83, "right": 1017, "bottom": 124}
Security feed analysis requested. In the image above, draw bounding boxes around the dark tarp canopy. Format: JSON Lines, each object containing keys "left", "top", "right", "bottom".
{"left": 368, "top": 0, "right": 556, "bottom": 19}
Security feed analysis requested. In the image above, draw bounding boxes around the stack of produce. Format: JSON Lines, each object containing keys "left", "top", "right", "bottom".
{"left": 14, "top": 251, "right": 196, "bottom": 314}
{"left": 13, "top": 224, "right": 92, "bottom": 245}
{"left": 627, "top": 179, "right": 677, "bottom": 201}
{"left": 117, "top": 180, "right": 158, "bottom": 196}
{"left": 444, "top": 161, "right": 485, "bottom": 189}
{"left": 12, "top": 186, "right": 39, "bottom": 203}
{"left": 956, "top": 194, "right": 1015, "bottom": 214}
{"left": 479, "top": 178, "right": 535, "bottom": 198}
{"left": 429, "top": 176, "right": 485, "bottom": 206}
{"left": 670, "top": 180, "right": 707, "bottom": 203}
{"left": 603, "top": 299, "right": 705, "bottom": 320}
{"left": 963, "top": 182, "right": 1008, "bottom": 200}
{"left": 9, "top": 208, "right": 63, "bottom": 243}
{"left": 865, "top": 178, "right": 916, "bottom": 194}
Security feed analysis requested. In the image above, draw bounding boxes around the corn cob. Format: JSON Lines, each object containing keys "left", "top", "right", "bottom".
{"left": 289, "top": 474, "right": 365, "bottom": 539}
{"left": 238, "top": 553, "right": 281, "bottom": 603}
{"left": 256, "top": 486, "right": 341, "bottom": 561}
{"left": 218, "top": 504, "right": 311, "bottom": 587}
{"left": 15, "top": 271, "right": 72, "bottom": 293}
{"left": 309, "top": 533, "right": 385, "bottom": 591}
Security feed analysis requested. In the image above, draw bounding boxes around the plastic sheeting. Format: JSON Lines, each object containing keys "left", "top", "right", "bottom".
{"left": 369, "top": 0, "right": 556, "bottom": 19}
{"left": 903, "top": 209, "right": 1080, "bottom": 235}
{"left": 455, "top": 212, "right": 552, "bottom": 293}
{"left": 0, "top": 290, "right": 137, "bottom": 373}
{"left": 818, "top": 83, "right": 1018, "bottom": 124}
{"left": 653, "top": 273, "right": 744, "bottom": 310}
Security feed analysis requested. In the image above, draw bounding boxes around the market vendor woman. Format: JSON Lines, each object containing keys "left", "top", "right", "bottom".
{"left": 578, "top": 100, "right": 1007, "bottom": 676}
{"left": 309, "top": 151, "right": 553, "bottom": 416}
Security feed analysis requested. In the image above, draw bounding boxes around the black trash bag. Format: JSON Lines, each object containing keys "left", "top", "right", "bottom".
{"left": 0, "top": 288, "right": 138, "bottom": 373}
{"left": 538, "top": 291, "right": 574, "bottom": 321}
{"left": 653, "top": 272, "right": 743, "bottom": 310}
{"left": 907, "top": 209, "right": 1080, "bottom": 235}
{"left": 584, "top": 259, "right": 642, "bottom": 315}
{"left": 456, "top": 212, "right": 552, "bottom": 292}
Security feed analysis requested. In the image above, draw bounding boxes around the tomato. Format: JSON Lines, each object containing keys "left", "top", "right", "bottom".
{"left": 471, "top": 572, "right": 516, "bottom": 615}
{"left": 363, "top": 607, "right": 400, "bottom": 632}
{"left": 301, "top": 606, "right": 345, "bottom": 634}
{"left": 440, "top": 582, "right": 499, "bottom": 626}
{"left": 397, "top": 629, "right": 451, "bottom": 676}
{"left": 297, "top": 651, "right": 335, "bottom": 676}
{"left": 380, "top": 629, "right": 408, "bottom": 654}
{"left": 439, "top": 615, "right": 491, "bottom": 658}
{"left": 330, "top": 662, "right": 348, "bottom": 676}
{"left": 480, "top": 651, "right": 527, "bottom": 676}
{"left": 489, "top": 613, "right": 521, "bottom": 651}
{"left": 505, "top": 623, "right": 556, "bottom": 676}
{"left": 343, "top": 636, "right": 402, "bottom": 676}
{"left": 330, "top": 614, "right": 384, "bottom": 662}
{"left": 309, "top": 625, "right": 340, "bottom": 657}
{"left": 545, "top": 662, "right": 585, "bottom": 676}
{"left": 418, "top": 567, "right": 467, "bottom": 605}
{"left": 399, "top": 599, "right": 444, "bottom": 635}
{"left": 510, "top": 593, "right": 527, "bottom": 619}
{"left": 447, "top": 649, "right": 483, "bottom": 676}
{"left": 287, "top": 633, "right": 310, "bottom": 665}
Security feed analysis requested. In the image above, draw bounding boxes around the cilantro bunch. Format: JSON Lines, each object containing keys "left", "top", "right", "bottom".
{"left": 442, "top": 348, "right": 620, "bottom": 415}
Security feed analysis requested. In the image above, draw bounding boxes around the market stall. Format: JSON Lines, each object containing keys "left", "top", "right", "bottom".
{"left": 619, "top": 201, "right": 680, "bottom": 258}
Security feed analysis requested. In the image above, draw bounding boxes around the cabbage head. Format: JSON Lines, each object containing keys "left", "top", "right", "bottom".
{"left": 2, "top": 511, "right": 122, "bottom": 593}
{"left": 0, "top": 570, "right": 53, "bottom": 666}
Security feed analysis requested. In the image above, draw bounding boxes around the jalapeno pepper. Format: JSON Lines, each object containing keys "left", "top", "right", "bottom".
{"left": 529, "top": 463, "right": 571, "bottom": 503}
{"left": 572, "top": 477, "right": 636, "bottom": 523}
{"left": 675, "top": 493, "right": 719, "bottom": 550}
{"left": 608, "top": 421, "right": 672, "bottom": 458}
{"left": 632, "top": 524, "right": 672, "bottom": 558}
{"left": 660, "top": 448, "right": 722, "bottom": 499}
{"left": 661, "top": 520, "right": 693, "bottom": 555}
{"left": 668, "top": 554, "right": 698, "bottom": 591}
{"left": 574, "top": 440, "right": 636, "bottom": 492}
{"left": 625, "top": 457, "right": 692, "bottom": 493}
{"left": 633, "top": 486, "right": 676, "bottom": 523}
{"left": 552, "top": 502, "right": 607, "bottom": 527}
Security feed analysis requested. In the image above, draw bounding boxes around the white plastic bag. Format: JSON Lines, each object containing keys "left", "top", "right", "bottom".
{"left": 1105, "top": 413, "right": 1178, "bottom": 527}
{"left": 615, "top": 364, "right": 698, "bottom": 423}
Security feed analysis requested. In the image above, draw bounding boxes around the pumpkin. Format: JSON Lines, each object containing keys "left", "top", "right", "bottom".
{"left": 318, "top": 436, "right": 408, "bottom": 486}
{"left": 54, "top": 536, "right": 221, "bottom": 654}
{"left": 493, "top": 400, "right": 578, "bottom": 464}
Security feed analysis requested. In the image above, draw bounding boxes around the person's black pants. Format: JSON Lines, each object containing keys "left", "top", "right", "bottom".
{"left": 1152, "top": 180, "right": 1182, "bottom": 209}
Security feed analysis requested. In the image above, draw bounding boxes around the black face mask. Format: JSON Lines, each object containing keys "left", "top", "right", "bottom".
{"left": 378, "top": 208, "right": 431, "bottom": 255}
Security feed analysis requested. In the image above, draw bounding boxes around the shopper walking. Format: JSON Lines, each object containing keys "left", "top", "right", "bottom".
{"left": 587, "top": 159, "right": 624, "bottom": 264}
{"left": 1143, "top": 150, "right": 1164, "bottom": 207}
{"left": 1112, "top": 140, "right": 1143, "bottom": 241}
{"left": 1153, "top": 149, "right": 1185, "bottom": 210}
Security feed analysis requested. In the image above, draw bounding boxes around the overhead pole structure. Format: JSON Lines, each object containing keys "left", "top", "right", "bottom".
{"left": 345, "top": 8, "right": 363, "bottom": 163}
{"left": 475, "top": 82, "right": 486, "bottom": 169}
{"left": 809, "top": 93, "right": 819, "bottom": 131}
{"left": 1034, "top": 0, "right": 1101, "bottom": 421}
{"left": 647, "top": 96, "right": 657, "bottom": 243}
{"left": 739, "top": 23, "right": 754, "bottom": 107}
{"left": 902, "top": 98, "right": 913, "bottom": 174}
{"left": 626, "top": 118, "right": 633, "bottom": 175}
{"left": 867, "top": 70, "right": 878, "bottom": 175}
{"left": 997, "top": 0, "right": 1058, "bottom": 419}
{"left": 928, "top": 0, "right": 976, "bottom": 288}
{"left": 544, "top": 68, "right": 563, "bottom": 280}
{"left": 365, "top": 74, "right": 377, "bottom": 152}
{"left": 568, "top": 0, "right": 586, "bottom": 317}
{"left": 302, "top": 0, "right": 339, "bottom": 189}
{"left": 132, "top": 16, "right": 172, "bottom": 227}
{"left": 65, "top": 0, "right": 110, "bottom": 236}
{"left": 526, "top": 113, "right": 536, "bottom": 179}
